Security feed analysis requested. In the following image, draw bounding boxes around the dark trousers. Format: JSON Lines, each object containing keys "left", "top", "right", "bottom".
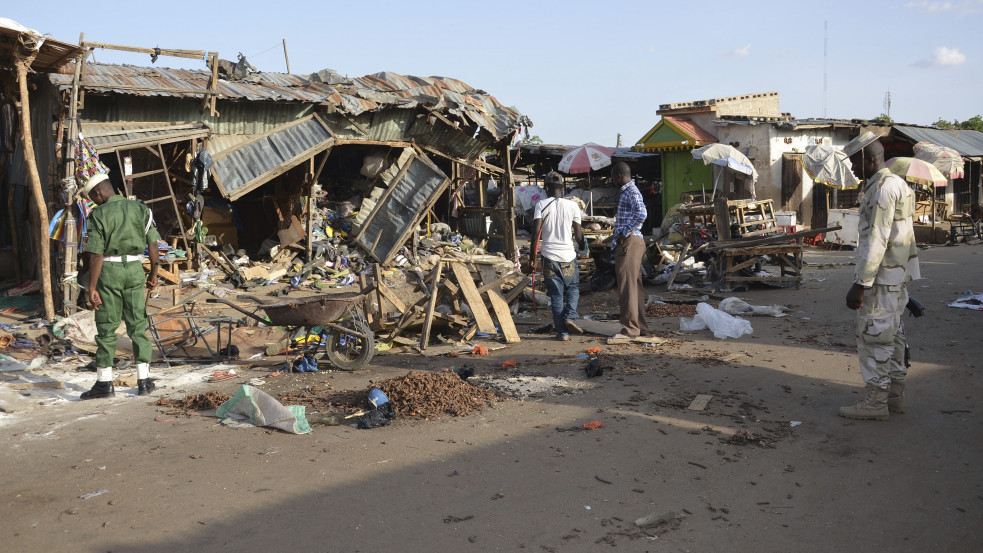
{"left": 542, "top": 258, "right": 579, "bottom": 334}
{"left": 615, "top": 235, "right": 650, "bottom": 336}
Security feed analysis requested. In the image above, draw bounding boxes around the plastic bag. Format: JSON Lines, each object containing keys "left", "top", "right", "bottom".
{"left": 679, "top": 302, "right": 753, "bottom": 339}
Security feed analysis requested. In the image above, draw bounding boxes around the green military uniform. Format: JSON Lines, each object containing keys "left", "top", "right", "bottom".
{"left": 85, "top": 195, "right": 160, "bottom": 368}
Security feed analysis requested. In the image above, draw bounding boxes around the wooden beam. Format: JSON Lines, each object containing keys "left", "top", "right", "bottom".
{"left": 486, "top": 289, "right": 520, "bottom": 343}
{"left": 419, "top": 261, "right": 443, "bottom": 350}
{"left": 83, "top": 41, "right": 207, "bottom": 60}
{"left": 448, "top": 262, "right": 497, "bottom": 334}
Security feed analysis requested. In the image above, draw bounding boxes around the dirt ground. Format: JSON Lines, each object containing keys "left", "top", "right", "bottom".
{"left": 1, "top": 241, "right": 982, "bottom": 553}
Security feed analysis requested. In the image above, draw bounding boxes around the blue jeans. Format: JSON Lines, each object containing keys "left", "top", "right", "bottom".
{"left": 542, "top": 258, "right": 579, "bottom": 334}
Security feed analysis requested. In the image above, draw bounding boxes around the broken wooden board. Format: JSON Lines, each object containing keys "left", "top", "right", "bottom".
{"left": 419, "top": 261, "right": 444, "bottom": 350}
{"left": 485, "top": 289, "right": 520, "bottom": 343}
{"left": 448, "top": 262, "right": 497, "bottom": 334}
{"left": 687, "top": 394, "right": 714, "bottom": 411}
{"left": 145, "top": 264, "right": 180, "bottom": 284}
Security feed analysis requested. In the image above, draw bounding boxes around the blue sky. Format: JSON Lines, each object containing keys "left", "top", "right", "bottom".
{"left": 7, "top": 1, "right": 982, "bottom": 146}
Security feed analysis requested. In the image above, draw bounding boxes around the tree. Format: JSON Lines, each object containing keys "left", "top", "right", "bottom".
{"left": 524, "top": 134, "right": 544, "bottom": 145}
{"left": 933, "top": 118, "right": 955, "bottom": 129}
{"left": 874, "top": 114, "right": 893, "bottom": 124}
{"left": 957, "top": 115, "right": 983, "bottom": 132}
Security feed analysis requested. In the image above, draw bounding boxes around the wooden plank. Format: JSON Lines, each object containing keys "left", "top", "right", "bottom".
{"left": 666, "top": 243, "right": 691, "bottom": 289}
{"left": 503, "top": 275, "right": 532, "bottom": 304}
{"left": 476, "top": 272, "right": 522, "bottom": 295}
{"left": 448, "top": 262, "right": 497, "bottom": 334}
{"left": 419, "top": 261, "right": 444, "bottom": 350}
{"left": 688, "top": 394, "right": 713, "bottom": 411}
{"left": 145, "top": 264, "right": 180, "bottom": 284}
{"left": 377, "top": 279, "right": 407, "bottom": 314}
{"left": 486, "top": 289, "right": 520, "bottom": 343}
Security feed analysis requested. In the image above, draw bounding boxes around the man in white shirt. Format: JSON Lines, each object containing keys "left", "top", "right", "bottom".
{"left": 530, "top": 172, "right": 586, "bottom": 340}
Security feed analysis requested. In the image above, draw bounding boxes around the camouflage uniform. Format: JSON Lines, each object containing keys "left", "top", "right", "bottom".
{"left": 854, "top": 168, "right": 920, "bottom": 389}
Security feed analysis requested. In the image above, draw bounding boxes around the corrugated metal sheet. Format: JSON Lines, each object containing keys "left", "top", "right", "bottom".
{"left": 83, "top": 122, "right": 210, "bottom": 153}
{"left": 211, "top": 115, "right": 335, "bottom": 200}
{"left": 79, "top": 94, "right": 314, "bottom": 136}
{"left": 354, "top": 148, "right": 450, "bottom": 263}
{"left": 893, "top": 126, "right": 983, "bottom": 157}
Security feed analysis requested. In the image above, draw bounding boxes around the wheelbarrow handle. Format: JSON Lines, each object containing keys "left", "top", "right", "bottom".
{"left": 205, "top": 297, "right": 268, "bottom": 324}
{"left": 236, "top": 294, "right": 274, "bottom": 305}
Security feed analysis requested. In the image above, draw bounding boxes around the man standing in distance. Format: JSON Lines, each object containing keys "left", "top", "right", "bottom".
{"left": 840, "top": 132, "right": 919, "bottom": 420}
{"left": 530, "top": 171, "right": 586, "bottom": 341}
{"left": 609, "top": 162, "right": 651, "bottom": 339}
{"left": 80, "top": 173, "right": 161, "bottom": 399}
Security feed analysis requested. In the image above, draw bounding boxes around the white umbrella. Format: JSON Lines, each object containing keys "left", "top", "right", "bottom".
{"left": 691, "top": 143, "right": 758, "bottom": 199}
{"left": 803, "top": 144, "right": 860, "bottom": 190}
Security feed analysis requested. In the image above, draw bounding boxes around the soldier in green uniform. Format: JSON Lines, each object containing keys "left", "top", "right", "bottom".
{"left": 80, "top": 173, "right": 161, "bottom": 399}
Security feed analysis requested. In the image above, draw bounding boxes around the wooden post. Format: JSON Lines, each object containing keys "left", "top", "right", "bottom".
{"left": 500, "top": 140, "right": 517, "bottom": 261}
{"left": 713, "top": 197, "right": 731, "bottom": 240}
{"left": 14, "top": 42, "right": 55, "bottom": 320}
{"left": 282, "top": 39, "right": 291, "bottom": 74}
{"left": 59, "top": 33, "right": 84, "bottom": 315}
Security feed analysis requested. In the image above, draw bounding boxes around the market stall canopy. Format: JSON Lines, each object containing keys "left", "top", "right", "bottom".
{"left": 558, "top": 143, "right": 615, "bottom": 174}
{"left": 803, "top": 144, "right": 860, "bottom": 190}
{"left": 913, "top": 141, "right": 965, "bottom": 179}
{"left": 886, "top": 157, "right": 948, "bottom": 189}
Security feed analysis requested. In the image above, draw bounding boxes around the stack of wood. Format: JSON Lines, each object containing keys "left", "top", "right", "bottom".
{"left": 359, "top": 254, "right": 529, "bottom": 349}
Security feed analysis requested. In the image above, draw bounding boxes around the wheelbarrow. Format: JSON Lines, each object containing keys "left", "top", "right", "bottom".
{"left": 207, "top": 292, "right": 374, "bottom": 370}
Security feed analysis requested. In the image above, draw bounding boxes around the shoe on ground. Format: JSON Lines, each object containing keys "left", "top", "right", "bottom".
{"left": 610, "top": 333, "right": 631, "bottom": 340}
{"left": 888, "top": 379, "right": 905, "bottom": 413}
{"left": 137, "top": 378, "right": 156, "bottom": 396}
{"left": 81, "top": 381, "right": 115, "bottom": 400}
{"left": 556, "top": 333, "right": 570, "bottom": 341}
{"left": 565, "top": 320, "right": 584, "bottom": 334}
{"left": 838, "top": 385, "right": 889, "bottom": 420}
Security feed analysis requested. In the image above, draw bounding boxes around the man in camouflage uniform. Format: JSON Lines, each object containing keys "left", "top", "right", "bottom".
{"left": 80, "top": 173, "right": 161, "bottom": 399}
{"left": 840, "top": 132, "right": 920, "bottom": 420}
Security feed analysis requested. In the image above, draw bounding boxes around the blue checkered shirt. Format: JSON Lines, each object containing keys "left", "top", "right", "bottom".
{"left": 612, "top": 180, "right": 646, "bottom": 249}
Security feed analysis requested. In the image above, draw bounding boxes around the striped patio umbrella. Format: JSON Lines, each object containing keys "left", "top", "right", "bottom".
{"left": 886, "top": 157, "right": 947, "bottom": 190}
{"left": 913, "top": 141, "right": 964, "bottom": 179}
{"left": 558, "top": 143, "right": 615, "bottom": 174}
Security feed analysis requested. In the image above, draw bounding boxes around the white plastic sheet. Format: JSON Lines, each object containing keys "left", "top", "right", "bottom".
{"left": 680, "top": 302, "right": 753, "bottom": 339}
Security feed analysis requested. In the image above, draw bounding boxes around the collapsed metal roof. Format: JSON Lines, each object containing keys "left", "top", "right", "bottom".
{"left": 892, "top": 125, "right": 983, "bottom": 158}
{"left": 49, "top": 63, "right": 530, "bottom": 142}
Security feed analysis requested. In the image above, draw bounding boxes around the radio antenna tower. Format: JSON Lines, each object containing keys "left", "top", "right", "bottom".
{"left": 823, "top": 20, "right": 828, "bottom": 118}
{"left": 883, "top": 90, "right": 892, "bottom": 119}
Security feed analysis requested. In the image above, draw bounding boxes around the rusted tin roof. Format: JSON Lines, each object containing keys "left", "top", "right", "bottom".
{"left": 49, "top": 63, "right": 528, "bottom": 140}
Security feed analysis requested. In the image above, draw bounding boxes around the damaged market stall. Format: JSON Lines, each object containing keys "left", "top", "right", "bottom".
{"left": 45, "top": 56, "right": 531, "bottom": 311}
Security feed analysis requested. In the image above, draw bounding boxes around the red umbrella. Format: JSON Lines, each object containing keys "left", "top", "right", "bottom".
{"left": 558, "top": 143, "right": 615, "bottom": 174}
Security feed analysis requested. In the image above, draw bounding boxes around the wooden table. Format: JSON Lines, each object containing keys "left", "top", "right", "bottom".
{"left": 719, "top": 244, "right": 803, "bottom": 289}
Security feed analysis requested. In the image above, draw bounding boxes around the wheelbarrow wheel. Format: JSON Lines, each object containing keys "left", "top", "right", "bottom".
{"left": 323, "top": 318, "right": 374, "bottom": 371}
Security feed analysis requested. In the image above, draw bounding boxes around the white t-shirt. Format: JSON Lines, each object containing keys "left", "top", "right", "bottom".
{"left": 533, "top": 197, "right": 581, "bottom": 262}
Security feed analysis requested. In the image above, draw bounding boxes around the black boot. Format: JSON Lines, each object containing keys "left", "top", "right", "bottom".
{"left": 137, "top": 378, "right": 156, "bottom": 396}
{"left": 80, "top": 381, "right": 115, "bottom": 400}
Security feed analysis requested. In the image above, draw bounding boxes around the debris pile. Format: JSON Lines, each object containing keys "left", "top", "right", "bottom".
{"left": 274, "top": 369, "right": 503, "bottom": 421}
{"left": 152, "top": 392, "right": 231, "bottom": 416}
{"left": 645, "top": 302, "right": 698, "bottom": 318}
{"left": 375, "top": 369, "right": 502, "bottom": 418}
